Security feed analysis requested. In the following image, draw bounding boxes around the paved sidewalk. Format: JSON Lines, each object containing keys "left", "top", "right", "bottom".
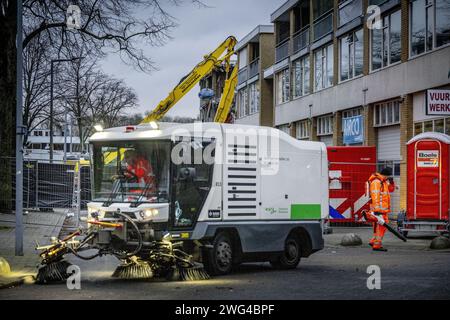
{"left": 0, "top": 209, "right": 67, "bottom": 279}
{"left": 326, "top": 226, "right": 445, "bottom": 251}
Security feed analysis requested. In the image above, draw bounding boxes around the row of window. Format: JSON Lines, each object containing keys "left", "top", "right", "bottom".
{"left": 274, "top": 1, "right": 450, "bottom": 106}
{"left": 32, "top": 130, "right": 72, "bottom": 137}
{"left": 278, "top": 114, "right": 334, "bottom": 140}
{"left": 281, "top": 107, "right": 450, "bottom": 145}
{"left": 414, "top": 117, "right": 450, "bottom": 136}
{"left": 236, "top": 82, "right": 260, "bottom": 119}
{"left": 27, "top": 143, "right": 82, "bottom": 152}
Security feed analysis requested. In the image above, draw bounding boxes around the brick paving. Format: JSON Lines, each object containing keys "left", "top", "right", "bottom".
{"left": 0, "top": 209, "right": 67, "bottom": 274}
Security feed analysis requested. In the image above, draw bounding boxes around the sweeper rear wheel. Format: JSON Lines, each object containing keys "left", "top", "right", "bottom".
{"left": 270, "top": 234, "right": 302, "bottom": 270}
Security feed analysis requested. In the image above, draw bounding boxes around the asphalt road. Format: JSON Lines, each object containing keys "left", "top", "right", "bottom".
{"left": 1, "top": 228, "right": 449, "bottom": 300}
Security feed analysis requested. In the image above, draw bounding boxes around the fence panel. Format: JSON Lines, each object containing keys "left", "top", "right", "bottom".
{"left": 0, "top": 157, "right": 91, "bottom": 211}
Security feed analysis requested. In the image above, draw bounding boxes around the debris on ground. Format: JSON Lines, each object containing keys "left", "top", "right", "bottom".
{"left": 430, "top": 236, "right": 450, "bottom": 250}
{"left": 341, "top": 233, "right": 363, "bottom": 246}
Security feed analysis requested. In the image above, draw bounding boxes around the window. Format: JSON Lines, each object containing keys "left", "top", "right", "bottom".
{"left": 413, "top": 117, "right": 450, "bottom": 135}
{"left": 436, "top": 0, "right": 450, "bottom": 47}
{"left": 342, "top": 107, "right": 362, "bottom": 119}
{"left": 317, "top": 115, "right": 334, "bottom": 135}
{"left": 371, "top": 10, "right": 401, "bottom": 71}
{"left": 277, "top": 21, "right": 291, "bottom": 44}
{"left": 92, "top": 141, "right": 171, "bottom": 204}
{"left": 314, "top": 43, "right": 334, "bottom": 91}
{"left": 339, "top": 0, "right": 363, "bottom": 27}
{"left": 314, "top": 0, "right": 334, "bottom": 20}
{"left": 238, "top": 48, "right": 248, "bottom": 68}
{"left": 410, "top": 0, "right": 450, "bottom": 57}
{"left": 172, "top": 138, "right": 215, "bottom": 228}
{"left": 294, "top": 0, "right": 310, "bottom": 31}
{"left": 340, "top": 28, "right": 364, "bottom": 81}
{"left": 374, "top": 100, "right": 401, "bottom": 126}
{"left": 248, "top": 82, "right": 260, "bottom": 114}
{"left": 277, "top": 124, "right": 291, "bottom": 135}
{"left": 296, "top": 120, "right": 310, "bottom": 139}
{"left": 237, "top": 88, "right": 248, "bottom": 118}
{"left": 292, "top": 55, "right": 310, "bottom": 98}
{"left": 377, "top": 160, "right": 401, "bottom": 177}
{"left": 370, "top": 0, "right": 389, "bottom": 5}
{"left": 276, "top": 68, "right": 290, "bottom": 104}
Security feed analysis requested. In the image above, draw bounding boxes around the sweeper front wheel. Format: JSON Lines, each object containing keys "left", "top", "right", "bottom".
{"left": 203, "top": 232, "right": 234, "bottom": 275}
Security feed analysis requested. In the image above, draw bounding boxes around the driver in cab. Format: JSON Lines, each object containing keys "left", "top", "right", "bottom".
{"left": 122, "top": 150, "right": 156, "bottom": 195}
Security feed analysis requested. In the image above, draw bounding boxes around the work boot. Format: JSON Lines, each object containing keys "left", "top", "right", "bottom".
{"left": 373, "top": 247, "right": 388, "bottom": 252}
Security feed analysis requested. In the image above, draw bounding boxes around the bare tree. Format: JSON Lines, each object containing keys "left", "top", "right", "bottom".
{"left": 23, "top": 0, "right": 205, "bottom": 72}
{"left": 114, "top": 113, "right": 145, "bottom": 126}
{"left": 57, "top": 55, "right": 104, "bottom": 151}
{"left": 58, "top": 53, "right": 139, "bottom": 149}
{"left": 91, "top": 77, "right": 138, "bottom": 128}
{"left": 22, "top": 33, "right": 52, "bottom": 146}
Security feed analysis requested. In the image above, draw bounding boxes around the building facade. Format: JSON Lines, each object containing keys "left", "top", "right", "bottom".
{"left": 235, "top": 25, "right": 275, "bottom": 126}
{"left": 265, "top": 0, "right": 450, "bottom": 213}
{"left": 25, "top": 127, "right": 83, "bottom": 162}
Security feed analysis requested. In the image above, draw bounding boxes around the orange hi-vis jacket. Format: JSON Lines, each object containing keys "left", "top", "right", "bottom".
{"left": 367, "top": 173, "right": 395, "bottom": 214}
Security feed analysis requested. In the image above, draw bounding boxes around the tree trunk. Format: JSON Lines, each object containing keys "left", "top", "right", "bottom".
{"left": 0, "top": 3, "right": 17, "bottom": 213}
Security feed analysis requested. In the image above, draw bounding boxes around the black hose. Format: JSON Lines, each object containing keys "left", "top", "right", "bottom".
{"left": 114, "top": 211, "right": 143, "bottom": 259}
{"left": 69, "top": 247, "right": 101, "bottom": 260}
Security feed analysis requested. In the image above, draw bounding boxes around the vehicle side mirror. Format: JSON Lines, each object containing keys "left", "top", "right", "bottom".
{"left": 178, "top": 167, "right": 196, "bottom": 180}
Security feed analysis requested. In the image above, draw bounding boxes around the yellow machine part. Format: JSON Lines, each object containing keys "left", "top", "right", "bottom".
{"left": 141, "top": 36, "right": 237, "bottom": 124}
{"left": 214, "top": 64, "right": 238, "bottom": 123}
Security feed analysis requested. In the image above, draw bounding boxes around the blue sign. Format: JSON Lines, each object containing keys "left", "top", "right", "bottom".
{"left": 343, "top": 115, "right": 364, "bottom": 145}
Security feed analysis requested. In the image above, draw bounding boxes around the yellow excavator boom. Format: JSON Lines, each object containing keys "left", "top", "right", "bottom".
{"left": 213, "top": 64, "right": 238, "bottom": 123}
{"left": 141, "top": 36, "right": 238, "bottom": 124}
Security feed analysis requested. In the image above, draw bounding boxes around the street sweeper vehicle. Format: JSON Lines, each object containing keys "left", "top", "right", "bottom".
{"left": 35, "top": 122, "right": 328, "bottom": 283}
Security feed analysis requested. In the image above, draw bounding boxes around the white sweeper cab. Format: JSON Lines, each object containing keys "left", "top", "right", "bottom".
{"left": 86, "top": 122, "right": 328, "bottom": 275}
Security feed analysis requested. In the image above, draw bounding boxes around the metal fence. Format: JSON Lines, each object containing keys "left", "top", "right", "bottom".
{"left": 0, "top": 157, "right": 91, "bottom": 211}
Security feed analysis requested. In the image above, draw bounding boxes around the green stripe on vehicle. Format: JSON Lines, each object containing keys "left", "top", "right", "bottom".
{"left": 291, "top": 204, "right": 321, "bottom": 220}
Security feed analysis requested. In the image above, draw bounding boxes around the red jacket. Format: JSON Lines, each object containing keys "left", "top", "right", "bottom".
{"left": 126, "top": 156, "right": 155, "bottom": 188}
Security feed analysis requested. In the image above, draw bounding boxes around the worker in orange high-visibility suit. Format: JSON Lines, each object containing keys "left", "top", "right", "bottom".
{"left": 123, "top": 150, "right": 156, "bottom": 195}
{"left": 366, "top": 167, "right": 395, "bottom": 252}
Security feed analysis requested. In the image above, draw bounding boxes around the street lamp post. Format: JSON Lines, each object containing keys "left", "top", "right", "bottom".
{"left": 49, "top": 57, "right": 83, "bottom": 163}
{"left": 15, "top": 0, "right": 24, "bottom": 256}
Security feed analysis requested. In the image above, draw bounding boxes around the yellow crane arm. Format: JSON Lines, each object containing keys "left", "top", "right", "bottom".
{"left": 141, "top": 36, "right": 237, "bottom": 124}
{"left": 214, "top": 64, "right": 238, "bottom": 123}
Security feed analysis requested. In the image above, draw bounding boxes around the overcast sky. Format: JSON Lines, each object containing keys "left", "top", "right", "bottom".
{"left": 100, "top": 0, "right": 285, "bottom": 119}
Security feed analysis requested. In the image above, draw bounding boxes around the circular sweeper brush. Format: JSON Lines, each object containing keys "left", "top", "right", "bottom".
{"left": 35, "top": 260, "right": 72, "bottom": 284}
{"left": 166, "top": 263, "right": 210, "bottom": 282}
{"left": 112, "top": 257, "right": 154, "bottom": 280}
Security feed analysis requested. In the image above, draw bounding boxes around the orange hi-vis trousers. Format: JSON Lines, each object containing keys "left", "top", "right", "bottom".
{"left": 365, "top": 211, "right": 389, "bottom": 249}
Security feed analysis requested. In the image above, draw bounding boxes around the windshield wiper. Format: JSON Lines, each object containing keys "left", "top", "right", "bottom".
{"left": 103, "top": 174, "right": 126, "bottom": 207}
{"left": 130, "top": 180, "right": 155, "bottom": 208}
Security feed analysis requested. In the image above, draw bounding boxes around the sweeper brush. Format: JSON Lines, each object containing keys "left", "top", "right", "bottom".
{"left": 177, "top": 264, "right": 210, "bottom": 281}
{"left": 112, "top": 257, "right": 153, "bottom": 279}
{"left": 35, "top": 260, "right": 72, "bottom": 284}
